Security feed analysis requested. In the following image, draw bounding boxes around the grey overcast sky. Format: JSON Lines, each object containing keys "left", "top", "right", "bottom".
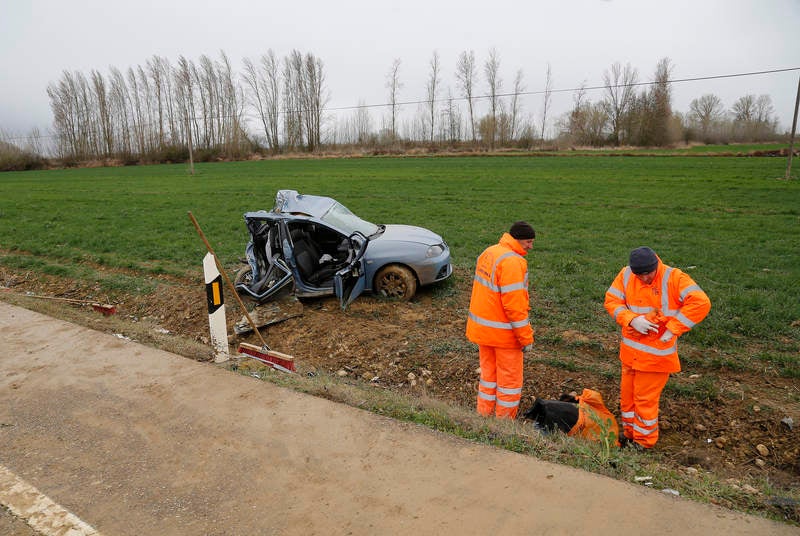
{"left": 1, "top": 0, "right": 798, "bottom": 138}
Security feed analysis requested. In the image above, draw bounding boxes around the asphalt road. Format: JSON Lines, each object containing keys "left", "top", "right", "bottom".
{"left": 0, "top": 302, "right": 795, "bottom": 535}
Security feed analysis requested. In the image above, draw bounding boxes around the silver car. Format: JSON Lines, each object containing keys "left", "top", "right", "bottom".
{"left": 235, "top": 190, "right": 452, "bottom": 308}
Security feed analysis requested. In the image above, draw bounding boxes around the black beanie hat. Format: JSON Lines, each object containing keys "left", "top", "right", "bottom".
{"left": 629, "top": 246, "right": 658, "bottom": 274}
{"left": 509, "top": 221, "right": 536, "bottom": 240}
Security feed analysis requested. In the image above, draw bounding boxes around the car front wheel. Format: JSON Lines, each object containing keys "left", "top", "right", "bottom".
{"left": 374, "top": 264, "right": 417, "bottom": 300}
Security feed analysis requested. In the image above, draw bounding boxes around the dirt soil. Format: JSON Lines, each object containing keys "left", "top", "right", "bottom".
{"left": 1, "top": 263, "right": 798, "bottom": 519}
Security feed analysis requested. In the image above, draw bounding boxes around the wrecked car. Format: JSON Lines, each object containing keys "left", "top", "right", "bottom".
{"left": 234, "top": 189, "right": 452, "bottom": 308}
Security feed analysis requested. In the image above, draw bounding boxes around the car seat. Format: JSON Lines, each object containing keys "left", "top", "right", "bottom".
{"left": 291, "top": 228, "right": 338, "bottom": 285}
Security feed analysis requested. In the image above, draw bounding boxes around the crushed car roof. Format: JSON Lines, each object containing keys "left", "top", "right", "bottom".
{"left": 273, "top": 190, "right": 336, "bottom": 219}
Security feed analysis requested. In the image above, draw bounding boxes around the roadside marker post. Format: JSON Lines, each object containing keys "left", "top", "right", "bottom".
{"left": 203, "top": 252, "right": 229, "bottom": 362}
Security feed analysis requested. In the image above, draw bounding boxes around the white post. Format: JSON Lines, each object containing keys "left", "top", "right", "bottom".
{"left": 203, "top": 252, "right": 229, "bottom": 362}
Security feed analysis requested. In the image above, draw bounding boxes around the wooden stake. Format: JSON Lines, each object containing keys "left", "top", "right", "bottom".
{"left": 187, "top": 211, "right": 270, "bottom": 350}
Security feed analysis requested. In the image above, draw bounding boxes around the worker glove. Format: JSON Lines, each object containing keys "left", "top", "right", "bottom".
{"left": 522, "top": 344, "right": 533, "bottom": 353}
{"left": 630, "top": 315, "right": 659, "bottom": 335}
{"left": 659, "top": 329, "right": 675, "bottom": 343}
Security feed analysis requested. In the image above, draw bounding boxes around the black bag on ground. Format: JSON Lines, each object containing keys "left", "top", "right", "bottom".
{"left": 521, "top": 394, "right": 579, "bottom": 434}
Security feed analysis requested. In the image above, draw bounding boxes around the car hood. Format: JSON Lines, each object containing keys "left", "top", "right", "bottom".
{"left": 374, "top": 224, "right": 444, "bottom": 246}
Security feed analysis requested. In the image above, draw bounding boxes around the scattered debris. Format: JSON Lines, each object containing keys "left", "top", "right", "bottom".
{"left": 755, "top": 444, "right": 770, "bottom": 457}
{"left": 780, "top": 417, "right": 794, "bottom": 431}
{"left": 661, "top": 488, "right": 680, "bottom": 496}
{"left": 234, "top": 294, "right": 304, "bottom": 335}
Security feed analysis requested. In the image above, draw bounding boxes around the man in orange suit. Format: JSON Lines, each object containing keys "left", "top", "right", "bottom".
{"left": 605, "top": 246, "right": 711, "bottom": 449}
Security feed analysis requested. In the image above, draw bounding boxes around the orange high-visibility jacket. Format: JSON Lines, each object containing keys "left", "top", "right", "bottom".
{"left": 466, "top": 233, "right": 534, "bottom": 349}
{"left": 604, "top": 257, "right": 711, "bottom": 373}
{"left": 568, "top": 388, "right": 620, "bottom": 445}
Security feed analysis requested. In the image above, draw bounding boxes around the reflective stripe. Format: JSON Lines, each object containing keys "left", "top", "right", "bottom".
{"left": 497, "top": 398, "right": 520, "bottom": 408}
{"left": 637, "top": 415, "right": 658, "bottom": 427}
{"left": 620, "top": 410, "right": 635, "bottom": 419}
{"left": 479, "top": 379, "right": 497, "bottom": 389}
{"left": 613, "top": 306, "right": 627, "bottom": 321}
{"left": 500, "top": 281, "right": 527, "bottom": 293}
{"left": 497, "top": 385, "right": 522, "bottom": 395}
{"left": 621, "top": 337, "right": 676, "bottom": 356}
{"left": 478, "top": 391, "right": 496, "bottom": 401}
{"left": 490, "top": 251, "right": 523, "bottom": 285}
{"left": 629, "top": 304, "right": 655, "bottom": 314}
{"left": 675, "top": 311, "right": 696, "bottom": 329}
{"left": 469, "top": 312, "right": 513, "bottom": 330}
{"left": 623, "top": 267, "right": 631, "bottom": 288}
{"left": 510, "top": 318, "right": 530, "bottom": 329}
{"left": 633, "top": 423, "right": 657, "bottom": 436}
{"left": 680, "top": 284, "right": 701, "bottom": 301}
{"left": 474, "top": 274, "right": 499, "bottom": 292}
{"left": 661, "top": 267, "right": 677, "bottom": 316}
{"left": 607, "top": 286, "right": 625, "bottom": 300}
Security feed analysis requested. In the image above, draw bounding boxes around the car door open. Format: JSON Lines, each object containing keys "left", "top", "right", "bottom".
{"left": 334, "top": 231, "right": 369, "bottom": 309}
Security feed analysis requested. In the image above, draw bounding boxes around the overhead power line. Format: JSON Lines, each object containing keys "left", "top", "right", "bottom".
{"left": 325, "top": 66, "right": 800, "bottom": 112}
{"left": 4, "top": 66, "right": 799, "bottom": 142}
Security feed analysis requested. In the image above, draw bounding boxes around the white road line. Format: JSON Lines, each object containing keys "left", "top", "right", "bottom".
{"left": 0, "top": 464, "right": 102, "bottom": 536}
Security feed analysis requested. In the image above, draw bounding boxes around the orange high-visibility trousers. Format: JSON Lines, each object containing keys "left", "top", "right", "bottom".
{"left": 619, "top": 364, "right": 670, "bottom": 448}
{"left": 477, "top": 345, "right": 523, "bottom": 419}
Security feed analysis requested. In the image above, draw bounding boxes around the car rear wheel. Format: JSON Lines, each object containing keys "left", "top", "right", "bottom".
{"left": 234, "top": 265, "right": 257, "bottom": 309}
{"left": 374, "top": 265, "right": 417, "bottom": 300}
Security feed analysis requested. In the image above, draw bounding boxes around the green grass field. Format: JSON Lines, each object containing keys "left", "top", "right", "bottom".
{"left": 1, "top": 155, "right": 798, "bottom": 375}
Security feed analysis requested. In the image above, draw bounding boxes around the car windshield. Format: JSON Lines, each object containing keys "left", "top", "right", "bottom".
{"left": 321, "top": 202, "right": 380, "bottom": 237}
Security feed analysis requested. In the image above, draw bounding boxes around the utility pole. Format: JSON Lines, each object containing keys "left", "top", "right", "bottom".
{"left": 786, "top": 74, "right": 800, "bottom": 180}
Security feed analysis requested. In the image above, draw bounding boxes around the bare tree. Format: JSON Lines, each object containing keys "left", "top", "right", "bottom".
{"left": 425, "top": 51, "right": 440, "bottom": 144}
{"left": 126, "top": 67, "right": 145, "bottom": 154}
{"left": 509, "top": 69, "right": 525, "bottom": 143}
{"left": 754, "top": 94, "right": 775, "bottom": 125}
{"left": 484, "top": 47, "right": 502, "bottom": 149}
{"left": 242, "top": 50, "right": 281, "bottom": 153}
{"left": 303, "top": 52, "right": 327, "bottom": 151}
{"left": 602, "top": 62, "right": 638, "bottom": 146}
{"left": 563, "top": 82, "right": 588, "bottom": 145}
{"left": 108, "top": 67, "right": 132, "bottom": 155}
{"left": 146, "top": 57, "right": 166, "bottom": 148}
{"left": 731, "top": 94, "right": 778, "bottom": 141}
{"left": 539, "top": 62, "right": 553, "bottom": 147}
{"left": 354, "top": 100, "right": 373, "bottom": 144}
{"left": 688, "top": 94, "right": 724, "bottom": 141}
{"left": 175, "top": 55, "right": 196, "bottom": 171}
{"left": 385, "top": 58, "right": 402, "bottom": 143}
{"left": 442, "top": 89, "right": 462, "bottom": 144}
{"left": 455, "top": 50, "right": 477, "bottom": 145}
{"left": 732, "top": 94, "right": 756, "bottom": 122}
{"left": 91, "top": 70, "right": 113, "bottom": 156}
{"left": 282, "top": 51, "right": 303, "bottom": 151}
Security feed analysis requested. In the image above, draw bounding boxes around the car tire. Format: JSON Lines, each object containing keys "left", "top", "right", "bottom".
{"left": 233, "top": 266, "right": 257, "bottom": 308}
{"left": 374, "top": 264, "right": 417, "bottom": 300}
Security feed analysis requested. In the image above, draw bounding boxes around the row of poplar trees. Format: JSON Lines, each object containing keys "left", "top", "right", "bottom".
{"left": 47, "top": 50, "right": 324, "bottom": 161}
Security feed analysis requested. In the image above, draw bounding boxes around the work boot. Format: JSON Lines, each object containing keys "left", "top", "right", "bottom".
{"left": 628, "top": 441, "right": 646, "bottom": 452}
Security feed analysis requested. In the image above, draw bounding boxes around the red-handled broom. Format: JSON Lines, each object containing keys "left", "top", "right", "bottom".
{"left": 7, "top": 291, "right": 117, "bottom": 315}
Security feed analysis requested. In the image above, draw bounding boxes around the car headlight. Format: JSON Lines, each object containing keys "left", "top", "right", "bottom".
{"left": 426, "top": 244, "right": 445, "bottom": 258}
